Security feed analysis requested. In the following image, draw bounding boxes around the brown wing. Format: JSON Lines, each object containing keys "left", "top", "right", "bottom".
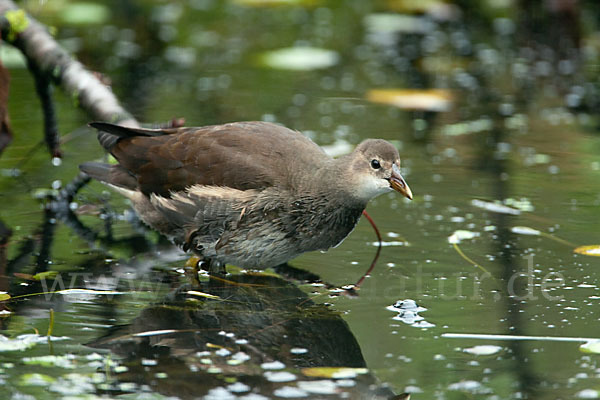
{"left": 95, "top": 121, "right": 328, "bottom": 197}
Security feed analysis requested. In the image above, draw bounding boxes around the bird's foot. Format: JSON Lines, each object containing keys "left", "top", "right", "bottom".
{"left": 200, "top": 258, "right": 227, "bottom": 276}
{"left": 184, "top": 256, "right": 227, "bottom": 284}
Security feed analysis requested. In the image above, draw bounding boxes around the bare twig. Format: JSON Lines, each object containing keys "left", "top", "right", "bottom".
{"left": 0, "top": 0, "right": 139, "bottom": 130}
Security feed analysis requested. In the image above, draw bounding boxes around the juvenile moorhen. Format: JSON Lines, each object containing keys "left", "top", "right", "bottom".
{"left": 81, "top": 121, "right": 412, "bottom": 271}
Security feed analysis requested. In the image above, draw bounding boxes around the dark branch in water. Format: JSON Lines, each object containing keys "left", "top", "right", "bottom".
{"left": 27, "top": 60, "right": 61, "bottom": 157}
{"left": 57, "top": 172, "right": 91, "bottom": 203}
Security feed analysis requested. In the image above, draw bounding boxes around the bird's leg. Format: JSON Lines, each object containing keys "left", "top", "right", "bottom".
{"left": 273, "top": 263, "right": 358, "bottom": 297}
{"left": 184, "top": 255, "right": 202, "bottom": 287}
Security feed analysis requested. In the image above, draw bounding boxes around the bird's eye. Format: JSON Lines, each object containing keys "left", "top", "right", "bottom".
{"left": 370, "top": 159, "right": 381, "bottom": 169}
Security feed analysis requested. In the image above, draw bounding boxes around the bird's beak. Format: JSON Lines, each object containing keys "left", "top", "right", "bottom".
{"left": 390, "top": 163, "right": 413, "bottom": 200}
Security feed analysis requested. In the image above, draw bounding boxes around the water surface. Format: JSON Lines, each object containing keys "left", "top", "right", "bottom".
{"left": 1, "top": 1, "right": 600, "bottom": 399}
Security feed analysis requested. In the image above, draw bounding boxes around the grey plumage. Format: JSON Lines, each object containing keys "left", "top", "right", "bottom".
{"left": 81, "top": 121, "right": 412, "bottom": 270}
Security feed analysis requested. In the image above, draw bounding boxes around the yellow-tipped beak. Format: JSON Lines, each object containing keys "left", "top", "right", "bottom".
{"left": 390, "top": 164, "right": 413, "bottom": 200}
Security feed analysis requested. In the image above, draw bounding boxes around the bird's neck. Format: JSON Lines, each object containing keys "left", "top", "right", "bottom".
{"left": 298, "top": 155, "right": 369, "bottom": 210}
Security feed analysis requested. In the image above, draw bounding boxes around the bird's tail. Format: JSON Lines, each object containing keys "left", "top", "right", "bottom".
{"left": 89, "top": 122, "right": 170, "bottom": 151}
{"left": 80, "top": 161, "right": 137, "bottom": 190}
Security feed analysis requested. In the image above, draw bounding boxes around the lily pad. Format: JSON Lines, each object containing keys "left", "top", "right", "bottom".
{"left": 463, "top": 345, "right": 503, "bottom": 356}
{"left": 574, "top": 245, "right": 600, "bottom": 257}
{"left": 259, "top": 47, "right": 339, "bottom": 71}
{"left": 60, "top": 2, "right": 110, "bottom": 25}
{"left": 366, "top": 89, "right": 453, "bottom": 112}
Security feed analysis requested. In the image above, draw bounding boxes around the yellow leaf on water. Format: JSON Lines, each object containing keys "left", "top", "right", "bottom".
{"left": 301, "top": 367, "right": 368, "bottom": 379}
{"left": 580, "top": 340, "right": 600, "bottom": 354}
{"left": 32, "top": 271, "right": 59, "bottom": 281}
{"left": 574, "top": 245, "right": 600, "bottom": 256}
{"left": 0, "top": 292, "right": 11, "bottom": 301}
{"left": 366, "top": 89, "right": 453, "bottom": 112}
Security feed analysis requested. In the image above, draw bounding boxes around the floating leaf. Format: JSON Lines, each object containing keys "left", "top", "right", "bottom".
{"left": 512, "top": 226, "right": 574, "bottom": 247}
{"left": 0, "top": 292, "right": 10, "bottom": 301}
{"left": 364, "top": 13, "right": 432, "bottom": 34}
{"left": 0, "top": 335, "right": 37, "bottom": 351}
{"left": 23, "top": 355, "right": 76, "bottom": 369}
{"left": 261, "top": 361, "right": 285, "bottom": 370}
{"left": 19, "top": 373, "right": 56, "bottom": 386}
{"left": 297, "top": 380, "right": 337, "bottom": 395}
{"left": 504, "top": 197, "right": 535, "bottom": 212}
{"left": 32, "top": 271, "right": 59, "bottom": 281}
{"left": 259, "top": 47, "right": 339, "bottom": 71}
{"left": 60, "top": 2, "right": 110, "bottom": 25}
{"left": 463, "top": 345, "right": 503, "bottom": 356}
{"left": 511, "top": 226, "right": 541, "bottom": 236}
{"left": 447, "top": 230, "right": 479, "bottom": 244}
{"left": 301, "top": 367, "right": 368, "bottom": 379}
{"left": 580, "top": 340, "right": 600, "bottom": 354}
{"left": 471, "top": 199, "right": 520, "bottom": 215}
{"left": 0, "top": 334, "right": 67, "bottom": 352}
{"left": 575, "top": 389, "right": 600, "bottom": 399}
{"left": 366, "top": 89, "right": 453, "bottom": 112}
{"left": 443, "top": 118, "right": 493, "bottom": 136}
{"left": 574, "top": 245, "right": 600, "bottom": 257}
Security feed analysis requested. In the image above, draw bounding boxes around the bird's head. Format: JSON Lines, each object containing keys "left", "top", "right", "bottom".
{"left": 348, "top": 139, "right": 413, "bottom": 202}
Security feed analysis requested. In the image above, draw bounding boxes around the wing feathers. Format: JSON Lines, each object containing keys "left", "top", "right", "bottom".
{"left": 87, "top": 121, "right": 328, "bottom": 196}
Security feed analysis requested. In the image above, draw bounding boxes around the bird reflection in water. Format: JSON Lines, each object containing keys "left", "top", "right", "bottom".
{"left": 90, "top": 273, "right": 407, "bottom": 399}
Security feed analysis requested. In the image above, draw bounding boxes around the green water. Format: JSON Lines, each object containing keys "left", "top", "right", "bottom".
{"left": 1, "top": 1, "right": 600, "bottom": 399}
